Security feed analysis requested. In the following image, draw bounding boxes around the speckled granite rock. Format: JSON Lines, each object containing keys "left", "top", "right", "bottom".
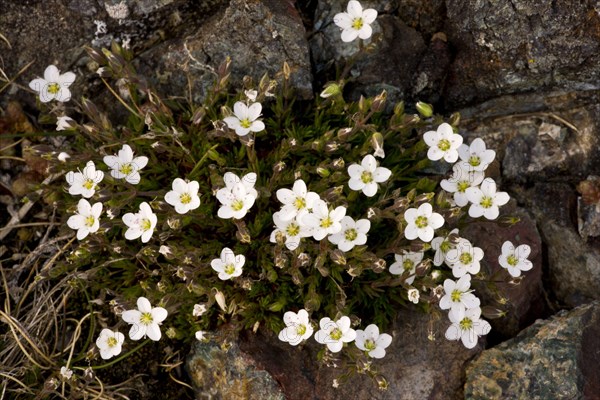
{"left": 465, "top": 302, "right": 600, "bottom": 400}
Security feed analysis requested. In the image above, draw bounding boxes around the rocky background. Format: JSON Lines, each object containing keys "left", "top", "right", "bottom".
{"left": 2, "top": 0, "right": 600, "bottom": 399}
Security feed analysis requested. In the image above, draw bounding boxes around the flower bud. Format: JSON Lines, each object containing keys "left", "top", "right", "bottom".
{"left": 316, "top": 167, "right": 330, "bottom": 178}
{"left": 320, "top": 82, "right": 342, "bottom": 98}
{"left": 371, "top": 132, "right": 385, "bottom": 158}
{"left": 416, "top": 101, "right": 433, "bottom": 118}
{"left": 214, "top": 290, "right": 227, "bottom": 312}
{"left": 371, "top": 90, "right": 387, "bottom": 112}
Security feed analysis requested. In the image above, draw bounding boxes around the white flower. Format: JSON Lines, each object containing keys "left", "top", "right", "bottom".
{"left": 60, "top": 366, "right": 73, "bottom": 380}
{"left": 403, "top": 203, "right": 444, "bottom": 242}
{"left": 389, "top": 251, "right": 423, "bottom": 285}
{"left": 423, "top": 123, "right": 463, "bottom": 163}
{"left": 498, "top": 241, "right": 533, "bottom": 277}
{"left": 103, "top": 144, "right": 148, "bottom": 185}
{"left": 457, "top": 138, "right": 496, "bottom": 171}
{"left": 333, "top": 1, "right": 378, "bottom": 43}
{"left": 210, "top": 247, "right": 245, "bottom": 280}
{"left": 56, "top": 116, "right": 75, "bottom": 131}
{"left": 223, "top": 101, "right": 265, "bottom": 136}
{"left": 431, "top": 229, "right": 459, "bottom": 266}
{"left": 278, "top": 309, "right": 314, "bottom": 346}
{"left": 301, "top": 199, "right": 346, "bottom": 241}
{"left": 347, "top": 154, "right": 391, "bottom": 197}
{"left": 270, "top": 211, "right": 311, "bottom": 250}
{"left": 122, "top": 202, "right": 157, "bottom": 243}
{"left": 67, "top": 199, "right": 102, "bottom": 240}
{"left": 314, "top": 316, "right": 356, "bottom": 353}
{"left": 465, "top": 178, "right": 510, "bottom": 220}
{"left": 354, "top": 324, "right": 392, "bottom": 359}
{"left": 440, "top": 162, "right": 485, "bottom": 207}
{"left": 445, "top": 238, "right": 484, "bottom": 278}
{"left": 95, "top": 329, "right": 125, "bottom": 360}
{"left": 159, "top": 245, "right": 171, "bottom": 256}
{"left": 57, "top": 152, "right": 71, "bottom": 162}
{"left": 224, "top": 172, "right": 258, "bottom": 197}
{"left": 439, "top": 275, "right": 481, "bottom": 314}
{"left": 244, "top": 89, "right": 258, "bottom": 101}
{"left": 276, "top": 179, "right": 319, "bottom": 221}
{"left": 216, "top": 182, "right": 256, "bottom": 220}
{"left": 445, "top": 307, "right": 491, "bottom": 349}
{"left": 29, "top": 65, "right": 76, "bottom": 103}
{"left": 164, "top": 178, "right": 201, "bottom": 214}
{"left": 328, "top": 216, "right": 370, "bottom": 252}
{"left": 192, "top": 304, "right": 208, "bottom": 317}
{"left": 407, "top": 288, "right": 420, "bottom": 304}
{"left": 122, "top": 297, "right": 168, "bottom": 341}
{"left": 195, "top": 331, "right": 206, "bottom": 341}
{"left": 66, "top": 161, "right": 104, "bottom": 198}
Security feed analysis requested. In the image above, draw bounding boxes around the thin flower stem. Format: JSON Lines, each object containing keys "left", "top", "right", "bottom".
{"left": 189, "top": 143, "right": 219, "bottom": 179}
{"left": 100, "top": 77, "right": 141, "bottom": 118}
{"left": 74, "top": 339, "right": 150, "bottom": 370}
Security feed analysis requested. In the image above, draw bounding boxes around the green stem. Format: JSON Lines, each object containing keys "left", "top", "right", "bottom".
{"left": 189, "top": 144, "right": 219, "bottom": 179}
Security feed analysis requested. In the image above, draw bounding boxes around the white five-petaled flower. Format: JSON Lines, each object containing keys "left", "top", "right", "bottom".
{"left": 195, "top": 331, "right": 206, "bottom": 341}
{"left": 440, "top": 162, "right": 485, "bottom": 207}
{"left": 465, "top": 178, "right": 510, "bottom": 220}
{"left": 66, "top": 161, "right": 104, "bottom": 198}
{"left": 56, "top": 116, "right": 75, "bottom": 131}
{"left": 278, "top": 309, "right": 314, "bottom": 346}
{"left": 458, "top": 138, "right": 496, "bottom": 171}
{"left": 121, "top": 297, "right": 168, "bottom": 341}
{"left": 408, "top": 288, "right": 420, "bottom": 304}
{"left": 103, "top": 144, "right": 148, "bottom": 185}
{"left": 445, "top": 238, "right": 484, "bottom": 278}
{"left": 122, "top": 202, "right": 157, "bottom": 243}
{"left": 301, "top": 199, "right": 346, "bottom": 241}
{"left": 164, "top": 178, "right": 201, "bottom": 214}
{"left": 347, "top": 154, "right": 392, "bottom": 197}
{"left": 328, "top": 216, "right": 370, "bottom": 252}
{"left": 333, "top": 0, "right": 378, "bottom": 43}
{"left": 223, "top": 101, "right": 265, "bottom": 136}
{"left": 403, "top": 203, "right": 444, "bottom": 242}
{"left": 211, "top": 247, "right": 245, "bottom": 280}
{"left": 431, "top": 229, "right": 459, "bottom": 266}
{"left": 423, "top": 123, "right": 463, "bottom": 163}
{"left": 67, "top": 199, "right": 103, "bottom": 240}
{"left": 270, "top": 211, "right": 311, "bottom": 250}
{"left": 439, "top": 275, "right": 481, "bottom": 314}
{"left": 498, "top": 240, "right": 533, "bottom": 277}
{"left": 216, "top": 183, "right": 256, "bottom": 220}
{"left": 60, "top": 366, "right": 73, "bottom": 380}
{"left": 29, "top": 65, "right": 76, "bottom": 103}
{"left": 314, "top": 316, "right": 356, "bottom": 353}
{"left": 95, "top": 328, "right": 125, "bottom": 360}
{"left": 389, "top": 251, "right": 424, "bottom": 285}
{"left": 192, "top": 304, "right": 208, "bottom": 317}
{"left": 445, "top": 307, "right": 491, "bottom": 349}
{"left": 354, "top": 324, "right": 392, "bottom": 359}
{"left": 276, "top": 179, "right": 319, "bottom": 221}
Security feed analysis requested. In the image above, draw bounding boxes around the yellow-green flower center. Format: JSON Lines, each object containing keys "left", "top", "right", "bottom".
{"left": 345, "top": 228, "right": 358, "bottom": 242}
{"left": 83, "top": 179, "right": 95, "bottom": 190}
{"left": 403, "top": 259, "right": 414, "bottom": 271}
{"left": 224, "top": 263, "right": 236, "bottom": 275}
{"left": 469, "top": 155, "right": 481, "bottom": 167}
{"left": 180, "top": 193, "right": 192, "bottom": 204}
{"left": 451, "top": 289, "right": 462, "bottom": 302}
{"left": 440, "top": 240, "right": 451, "bottom": 253}
{"left": 507, "top": 254, "right": 518, "bottom": 266}
{"left": 330, "top": 328, "right": 342, "bottom": 341}
{"left": 140, "top": 312, "right": 154, "bottom": 325}
{"left": 141, "top": 218, "right": 152, "bottom": 231}
{"left": 240, "top": 119, "right": 252, "bottom": 129}
{"left": 457, "top": 181, "right": 470, "bottom": 193}
{"left": 119, "top": 163, "right": 133, "bottom": 176}
{"left": 438, "top": 139, "right": 451, "bottom": 151}
{"left": 107, "top": 336, "right": 118, "bottom": 347}
{"left": 296, "top": 324, "right": 307, "bottom": 336}
{"left": 85, "top": 216, "right": 95, "bottom": 227}
{"left": 459, "top": 317, "right": 473, "bottom": 331}
{"left": 231, "top": 199, "right": 244, "bottom": 211}
{"left": 47, "top": 82, "right": 60, "bottom": 94}
{"left": 364, "top": 339, "right": 376, "bottom": 351}
{"left": 459, "top": 252, "right": 473, "bottom": 265}
{"left": 480, "top": 196, "right": 493, "bottom": 208}
{"left": 286, "top": 222, "right": 300, "bottom": 237}
{"left": 352, "top": 18, "right": 364, "bottom": 30}
{"left": 415, "top": 216, "right": 428, "bottom": 229}
{"left": 361, "top": 171, "right": 373, "bottom": 184}
{"left": 320, "top": 216, "right": 333, "bottom": 228}
{"left": 294, "top": 197, "right": 306, "bottom": 210}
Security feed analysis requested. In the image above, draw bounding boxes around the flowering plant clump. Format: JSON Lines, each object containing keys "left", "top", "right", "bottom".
{"left": 12, "top": 4, "right": 535, "bottom": 395}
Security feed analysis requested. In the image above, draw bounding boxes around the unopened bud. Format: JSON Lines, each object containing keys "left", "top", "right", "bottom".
{"left": 214, "top": 290, "right": 227, "bottom": 312}
{"left": 330, "top": 249, "right": 346, "bottom": 265}
{"left": 371, "top": 90, "right": 387, "bottom": 112}
{"left": 416, "top": 101, "right": 433, "bottom": 118}
{"left": 317, "top": 167, "right": 330, "bottom": 178}
{"left": 320, "top": 82, "right": 342, "bottom": 98}
{"left": 371, "top": 132, "right": 385, "bottom": 158}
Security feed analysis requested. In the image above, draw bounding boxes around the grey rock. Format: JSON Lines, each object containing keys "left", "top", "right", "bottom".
{"left": 465, "top": 302, "right": 600, "bottom": 400}
{"left": 444, "top": 0, "right": 600, "bottom": 108}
